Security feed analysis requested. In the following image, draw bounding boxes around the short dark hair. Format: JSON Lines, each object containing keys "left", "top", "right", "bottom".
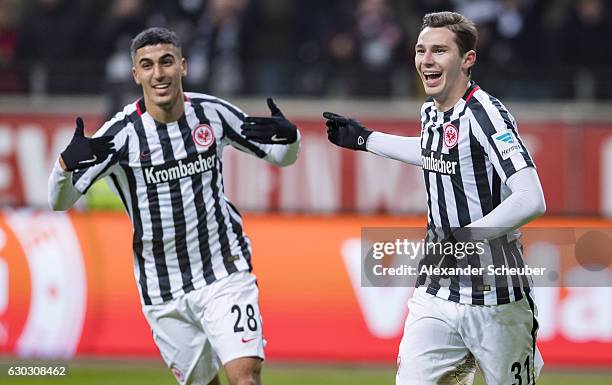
{"left": 130, "top": 27, "right": 181, "bottom": 59}
{"left": 421, "top": 12, "right": 478, "bottom": 56}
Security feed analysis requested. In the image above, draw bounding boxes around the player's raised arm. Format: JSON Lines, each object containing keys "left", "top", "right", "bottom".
{"left": 48, "top": 117, "right": 117, "bottom": 211}
{"left": 323, "top": 111, "right": 422, "bottom": 166}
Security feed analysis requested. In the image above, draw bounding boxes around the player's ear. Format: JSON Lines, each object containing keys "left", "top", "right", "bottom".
{"left": 180, "top": 57, "right": 187, "bottom": 77}
{"left": 132, "top": 66, "right": 141, "bottom": 86}
{"left": 463, "top": 50, "right": 476, "bottom": 73}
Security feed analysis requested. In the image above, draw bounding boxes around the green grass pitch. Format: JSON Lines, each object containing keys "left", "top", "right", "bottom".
{"left": 1, "top": 360, "right": 610, "bottom": 384}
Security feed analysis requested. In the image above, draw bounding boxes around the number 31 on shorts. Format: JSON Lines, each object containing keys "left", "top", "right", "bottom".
{"left": 510, "top": 356, "right": 534, "bottom": 385}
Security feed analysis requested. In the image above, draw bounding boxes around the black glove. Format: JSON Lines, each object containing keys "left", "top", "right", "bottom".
{"left": 323, "top": 111, "right": 373, "bottom": 151}
{"left": 60, "top": 117, "right": 116, "bottom": 171}
{"left": 241, "top": 98, "right": 298, "bottom": 144}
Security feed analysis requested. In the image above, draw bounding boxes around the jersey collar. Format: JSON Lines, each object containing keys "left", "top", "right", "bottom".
{"left": 462, "top": 81, "right": 480, "bottom": 104}
{"left": 135, "top": 94, "right": 191, "bottom": 117}
{"left": 432, "top": 81, "right": 480, "bottom": 119}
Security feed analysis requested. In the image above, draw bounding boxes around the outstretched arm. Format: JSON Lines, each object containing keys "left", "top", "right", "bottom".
{"left": 264, "top": 138, "right": 300, "bottom": 167}
{"left": 323, "top": 112, "right": 421, "bottom": 166}
{"left": 366, "top": 132, "right": 422, "bottom": 166}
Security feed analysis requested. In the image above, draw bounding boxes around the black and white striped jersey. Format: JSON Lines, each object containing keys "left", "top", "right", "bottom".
{"left": 54, "top": 93, "right": 299, "bottom": 305}
{"left": 417, "top": 82, "right": 535, "bottom": 305}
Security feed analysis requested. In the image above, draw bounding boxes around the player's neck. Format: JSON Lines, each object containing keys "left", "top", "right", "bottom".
{"left": 145, "top": 96, "right": 185, "bottom": 123}
{"left": 434, "top": 78, "right": 471, "bottom": 112}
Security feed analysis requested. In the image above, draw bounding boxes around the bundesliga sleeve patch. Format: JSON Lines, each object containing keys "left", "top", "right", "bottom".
{"left": 492, "top": 129, "right": 523, "bottom": 160}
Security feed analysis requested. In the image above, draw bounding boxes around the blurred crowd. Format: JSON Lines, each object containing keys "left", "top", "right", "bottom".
{"left": 1, "top": 0, "right": 611, "bottom": 101}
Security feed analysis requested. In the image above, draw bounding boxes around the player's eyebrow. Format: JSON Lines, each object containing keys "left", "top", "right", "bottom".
{"left": 415, "top": 44, "right": 450, "bottom": 50}
{"left": 138, "top": 53, "right": 176, "bottom": 65}
{"left": 158, "top": 53, "right": 176, "bottom": 61}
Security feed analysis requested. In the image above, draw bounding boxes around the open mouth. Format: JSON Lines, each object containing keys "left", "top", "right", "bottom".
{"left": 153, "top": 83, "right": 170, "bottom": 90}
{"left": 424, "top": 72, "right": 442, "bottom": 81}
{"left": 152, "top": 83, "right": 171, "bottom": 97}
{"left": 422, "top": 71, "right": 443, "bottom": 88}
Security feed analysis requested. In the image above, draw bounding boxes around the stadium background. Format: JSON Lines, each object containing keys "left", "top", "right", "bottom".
{"left": 0, "top": 0, "right": 611, "bottom": 384}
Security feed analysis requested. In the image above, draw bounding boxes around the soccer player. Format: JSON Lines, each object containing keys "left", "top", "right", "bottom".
{"left": 324, "top": 11, "right": 546, "bottom": 385}
{"left": 48, "top": 27, "right": 300, "bottom": 385}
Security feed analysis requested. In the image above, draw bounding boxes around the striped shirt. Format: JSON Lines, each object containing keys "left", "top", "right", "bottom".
{"left": 417, "top": 82, "right": 535, "bottom": 305}
{"left": 66, "top": 93, "right": 297, "bottom": 305}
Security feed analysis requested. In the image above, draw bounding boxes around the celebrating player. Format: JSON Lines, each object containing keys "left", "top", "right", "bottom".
{"left": 48, "top": 27, "right": 300, "bottom": 385}
{"left": 324, "top": 12, "right": 546, "bottom": 385}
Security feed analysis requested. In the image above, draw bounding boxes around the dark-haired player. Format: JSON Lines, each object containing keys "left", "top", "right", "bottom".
{"left": 49, "top": 27, "right": 300, "bottom": 385}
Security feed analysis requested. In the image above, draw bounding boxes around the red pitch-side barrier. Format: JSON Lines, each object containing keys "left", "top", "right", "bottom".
{"left": 1, "top": 114, "right": 612, "bottom": 215}
{"left": 0, "top": 211, "right": 610, "bottom": 367}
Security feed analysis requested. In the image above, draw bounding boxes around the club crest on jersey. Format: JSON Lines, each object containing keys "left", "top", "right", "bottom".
{"left": 443, "top": 124, "right": 459, "bottom": 149}
{"left": 192, "top": 124, "right": 214, "bottom": 149}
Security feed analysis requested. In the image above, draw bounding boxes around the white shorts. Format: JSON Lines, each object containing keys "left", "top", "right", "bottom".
{"left": 396, "top": 287, "right": 543, "bottom": 385}
{"left": 143, "top": 272, "right": 265, "bottom": 385}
